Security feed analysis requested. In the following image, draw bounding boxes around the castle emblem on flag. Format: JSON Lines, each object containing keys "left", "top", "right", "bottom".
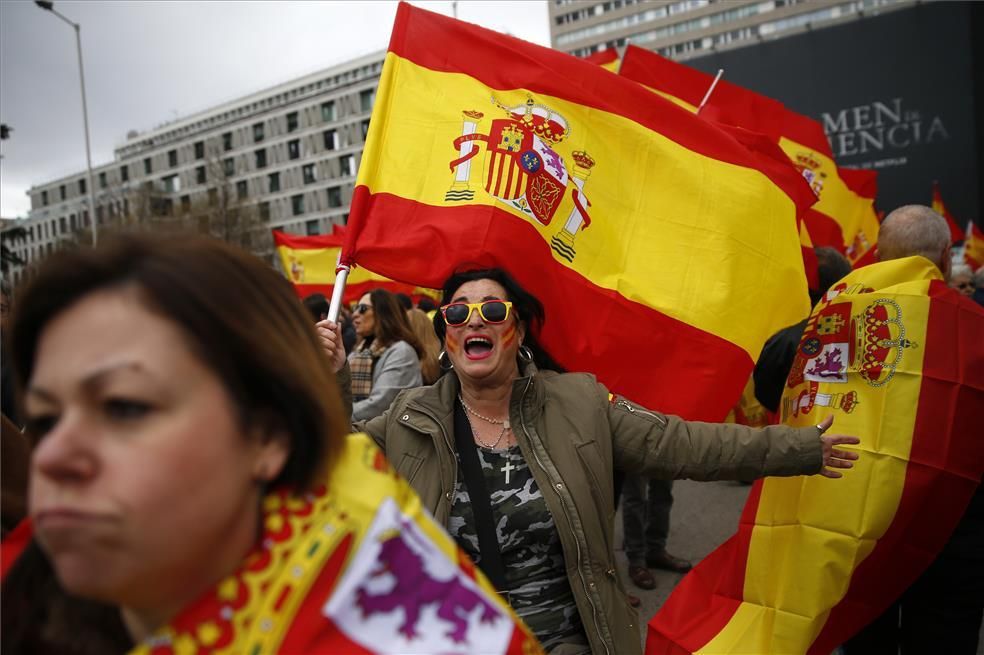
{"left": 445, "top": 95, "right": 596, "bottom": 263}
{"left": 794, "top": 151, "right": 827, "bottom": 197}
{"left": 288, "top": 256, "right": 305, "bottom": 283}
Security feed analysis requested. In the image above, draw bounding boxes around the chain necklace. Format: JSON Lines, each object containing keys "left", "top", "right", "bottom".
{"left": 458, "top": 394, "right": 511, "bottom": 449}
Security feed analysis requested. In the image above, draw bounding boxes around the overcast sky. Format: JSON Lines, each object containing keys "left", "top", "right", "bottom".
{"left": 0, "top": 0, "right": 551, "bottom": 218}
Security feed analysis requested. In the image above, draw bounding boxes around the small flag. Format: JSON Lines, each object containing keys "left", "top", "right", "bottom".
{"left": 965, "top": 221, "right": 984, "bottom": 270}
{"left": 931, "top": 181, "right": 967, "bottom": 244}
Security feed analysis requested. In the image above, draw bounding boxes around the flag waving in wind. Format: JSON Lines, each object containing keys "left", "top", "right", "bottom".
{"left": 343, "top": 3, "right": 814, "bottom": 421}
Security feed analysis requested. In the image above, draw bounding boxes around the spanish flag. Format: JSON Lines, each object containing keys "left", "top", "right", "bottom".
{"left": 837, "top": 167, "right": 880, "bottom": 268}
{"left": 965, "top": 221, "right": 984, "bottom": 270}
{"left": 931, "top": 181, "right": 967, "bottom": 244}
{"left": 273, "top": 229, "right": 424, "bottom": 304}
{"left": 342, "top": 3, "right": 813, "bottom": 421}
{"left": 648, "top": 256, "right": 984, "bottom": 654}
{"left": 619, "top": 45, "right": 879, "bottom": 265}
{"left": 582, "top": 48, "right": 621, "bottom": 73}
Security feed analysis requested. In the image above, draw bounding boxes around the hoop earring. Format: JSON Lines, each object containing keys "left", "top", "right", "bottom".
{"left": 438, "top": 350, "right": 454, "bottom": 370}
{"left": 518, "top": 345, "right": 534, "bottom": 363}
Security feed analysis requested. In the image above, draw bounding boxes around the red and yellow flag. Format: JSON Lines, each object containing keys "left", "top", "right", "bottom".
{"left": 125, "top": 434, "right": 542, "bottom": 654}
{"left": 931, "top": 181, "right": 967, "bottom": 244}
{"left": 582, "top": 48, "right": 621, "bottom": 73}
{"left": 342, "top": 3, "right": 813, "bottom": 421}
{"left": 648, "top": 256, "right": 984, "bottom": 654}
{"left": 965, "top": 222, "right": 984, "bottom": 270}
{"left": 837, "top": 167, "right": 880, "bottom": 268}
{"left": 273, "top": 229, "right": 435, "bottom": 305}
{"left": 619, "top": 45, "right": 880, "bottom": 266}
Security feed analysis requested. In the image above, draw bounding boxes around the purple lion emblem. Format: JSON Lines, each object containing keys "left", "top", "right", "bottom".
{"left": 355, "top": 529, "right": 502, "bottom": 643}
{"left": 806, "top": 349, "right": 844, "bottom": 379}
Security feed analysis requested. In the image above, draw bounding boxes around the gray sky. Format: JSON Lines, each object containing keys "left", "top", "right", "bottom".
{"left": 0, "top": 0, "right": 551, "bottom": 218}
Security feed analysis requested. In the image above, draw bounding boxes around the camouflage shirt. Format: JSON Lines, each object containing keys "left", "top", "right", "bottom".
{"left": 448, "top": 444, "right": 587, "bottom": 651}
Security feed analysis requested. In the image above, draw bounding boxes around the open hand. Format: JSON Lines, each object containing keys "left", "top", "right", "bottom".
{"left": 817, "top": 415, "right": 860, "bottom": 478}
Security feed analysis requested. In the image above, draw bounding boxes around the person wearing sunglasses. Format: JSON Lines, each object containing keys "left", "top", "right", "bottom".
{"left": 347, "top": 289, "right": 424, "bottom": 422}
{"left": 300, "top": 267, "right": 862, "bottom": 655}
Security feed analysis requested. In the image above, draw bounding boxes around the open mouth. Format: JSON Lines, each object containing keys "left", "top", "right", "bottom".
{"left": 464, "top": 335, "right": 494, "bottom": 360}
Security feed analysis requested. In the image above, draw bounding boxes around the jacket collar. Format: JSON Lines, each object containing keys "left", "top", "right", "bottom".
{"left": 406, "top": 359, "right": 545, "bottom": 423}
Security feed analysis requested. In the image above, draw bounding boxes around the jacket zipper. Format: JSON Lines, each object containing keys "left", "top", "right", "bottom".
{"left": 616, "top": 399, "right": 667, "bottom": 427}
{"left": 407, "top": 405, "right": 457, "bottom": 523}
{"left": 520, "top": 377, "right": 612, "bottom": 655}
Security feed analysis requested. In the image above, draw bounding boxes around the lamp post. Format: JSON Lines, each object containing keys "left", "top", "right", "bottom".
{"left": 35, "top": 0, "right": 99, "bottom": 245}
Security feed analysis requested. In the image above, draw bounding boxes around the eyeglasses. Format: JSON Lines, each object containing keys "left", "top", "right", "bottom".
{"left": 441, "top": 300, "right": 513, "bottom": 326}
{"left": 353, "top": 303, "right": 372, "bottom": 314}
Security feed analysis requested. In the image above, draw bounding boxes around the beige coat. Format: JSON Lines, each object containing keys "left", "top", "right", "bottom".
{"left": 358, "top": 362, "right": 823, "bottom": 655}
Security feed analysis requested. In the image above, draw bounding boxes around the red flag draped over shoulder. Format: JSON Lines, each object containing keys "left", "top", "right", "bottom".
{"left": 343, "top": 3, "right": 813, "bottom": 421}
{"left": 647, "top": 257, "right": 984, "bottom": 654}
{"left": 273, "top": 229, "right": 418, "bottom": 304}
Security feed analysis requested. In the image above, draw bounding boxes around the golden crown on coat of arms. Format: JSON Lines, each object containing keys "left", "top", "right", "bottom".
{"left": 572, "top": 151, "right": 596, "bottom": 170}
{"left": 854, "top": 298, "right": 917, "bottom": 387}
{"left": 796, "top": 152, "right": 823, "bottom": 171}
{"left": 493, "top": 95, "right": 571, "bottom": 146}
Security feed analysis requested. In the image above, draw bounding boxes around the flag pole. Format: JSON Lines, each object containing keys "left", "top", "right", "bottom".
{"left": 327, "top": 251, "right": 350, "bottom": 323}
{"left": 697, "top": 69, "right": 724, "bottom": 114}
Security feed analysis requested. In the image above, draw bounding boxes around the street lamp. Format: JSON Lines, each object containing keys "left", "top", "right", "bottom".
{"left": 35, "top": 0, "right": 99, "bottom": 245}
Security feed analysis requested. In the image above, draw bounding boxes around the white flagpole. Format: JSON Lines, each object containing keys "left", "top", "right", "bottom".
{"left": 697, "top": 69, "right": 724, "bottom": 114}
{"left": 327, "top": 251, "right": 350, "bottom": 323}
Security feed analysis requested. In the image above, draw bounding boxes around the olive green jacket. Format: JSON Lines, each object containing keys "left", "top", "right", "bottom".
{"left": 357, "top": 362, "right": 823, "bottom": 655}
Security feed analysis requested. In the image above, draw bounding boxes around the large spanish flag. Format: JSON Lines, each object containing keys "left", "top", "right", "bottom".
{"left": 273, "top": 229, "right": 426, "bottom": 304}
{"left": 619, "top": 45, "right": 879, "bottom": 265}
{"left": 648, "top": 256, "right": 984, "bottom": 654}
{"left": 342, "top": 3, "right": 813, "bottom": 421}
{"left": 931, "top": 181, "right": 968, "bottom": 244}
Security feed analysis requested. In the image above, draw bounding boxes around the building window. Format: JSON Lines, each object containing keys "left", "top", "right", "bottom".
{"left": 78, "top": 178, "right": 86, "bottom": 194}
{"left": 168, "top": 149, "right": 178, "bottom": 167}
{"left": 222, "top": 132, "right": 233, "bottom": 151}
{"left": 361, "top": 119, "right": 371, "bottom": 141}
{"left": 302, "top": 163, "right": 316, "bottom": 184}
{"left": 121, "top": 165, "right": 129, "bottom": 182}
{"left": 288, "top": 139, "right": 300, "bottom": 160}
{"left": 60, "top": 185, "right": 66, "bottom": 201}
{"left": 144, "top": 157, "right": 152, "bottom": 175}
{"left": 360, "top": 89, "right": 375, "bottom": 112}
{"left": 327, "top": 186, "right": 342, "bottom": 208}
{"left": 162, "top": 174, "right": 180, "bottom": 193}
{"left": 292, "top": 194, "right": 305, "bottom": 216}
{"left": 287, "top": 112, "right": 299, "bottom": 132}
{"left": 70, "top": 214, "right": 77, "bottom": 231}
{"left": 236, "top": 180, "right": 248, "bottom": 200}
{"left": 269, "top": 172, "right": 281, "bottom": 192}
{"left": 196, "top": 165, "right": 206, "bottom": 184}
{"left": 255, "top": 149, "right": 267, "bottom": 169}
{"left": 223, "top": 157, "right": 234, "bottom": 177}
{"left": 259, "top": 201, "right": 270, "bottom": 221}
{"left": 180, "top": 195, "right": 191, "bottom": 212}
{"left": 321, "top": 101, "right": 335, "bottom": 122}
{"left": 99, "top": 172, "right": 107, "bottom": 189}
{"left": 253, "top": 122, "right": 264, "bottom": 142}
{"left": 305, "top": 219, "right": 319, "bottom": 235}
{"left": 339, "top": 154, "right": 354, "bottom": 177}
{"left": 194, "top": 141, "right": 205, "bottom": 159}
{"left": 42, "top": 190, "right": 48, "bottom": 206}
{"left": 208, "top": 188, "right": 219, "bottom": 206}
{"left": 59, "top": 216, "right": 67, "bottom": 233}
{"left": 323, "top": 129, "right": 337, "bottom": 151}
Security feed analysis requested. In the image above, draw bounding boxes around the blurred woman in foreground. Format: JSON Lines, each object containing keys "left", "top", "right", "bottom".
{"left": 2, "top": 235, "right": 539, "bottom": 655}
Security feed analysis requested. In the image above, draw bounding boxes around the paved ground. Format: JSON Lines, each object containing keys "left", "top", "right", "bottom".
{"left": 613, "top": 478, "right": 752, "bottom": 646}
{"left": 613, "top": 479, "right": 984, "bottom": 654}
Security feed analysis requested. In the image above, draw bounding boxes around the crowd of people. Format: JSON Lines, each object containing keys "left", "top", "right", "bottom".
{"left": 0, "top": 204, "right": 980, "bottom": 654}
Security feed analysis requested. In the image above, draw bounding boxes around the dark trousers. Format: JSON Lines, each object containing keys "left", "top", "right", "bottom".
{"left": 621, "top": 475, "right": 673, "bottom": 566}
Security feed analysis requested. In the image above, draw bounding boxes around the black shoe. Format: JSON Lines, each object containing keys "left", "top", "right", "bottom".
{"left": 628, "top": 565, "right": 657, "bottom": 590}
{"left": 647, "top": 550, "right": 692, "bottom": 573}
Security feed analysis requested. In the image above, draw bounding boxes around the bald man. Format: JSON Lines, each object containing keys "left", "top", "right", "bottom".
{"left": 844, "top": 204, "right": 983, "bottom": 655}
{"left": 875, "top": 204, "right": 952, "bottom": 278}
